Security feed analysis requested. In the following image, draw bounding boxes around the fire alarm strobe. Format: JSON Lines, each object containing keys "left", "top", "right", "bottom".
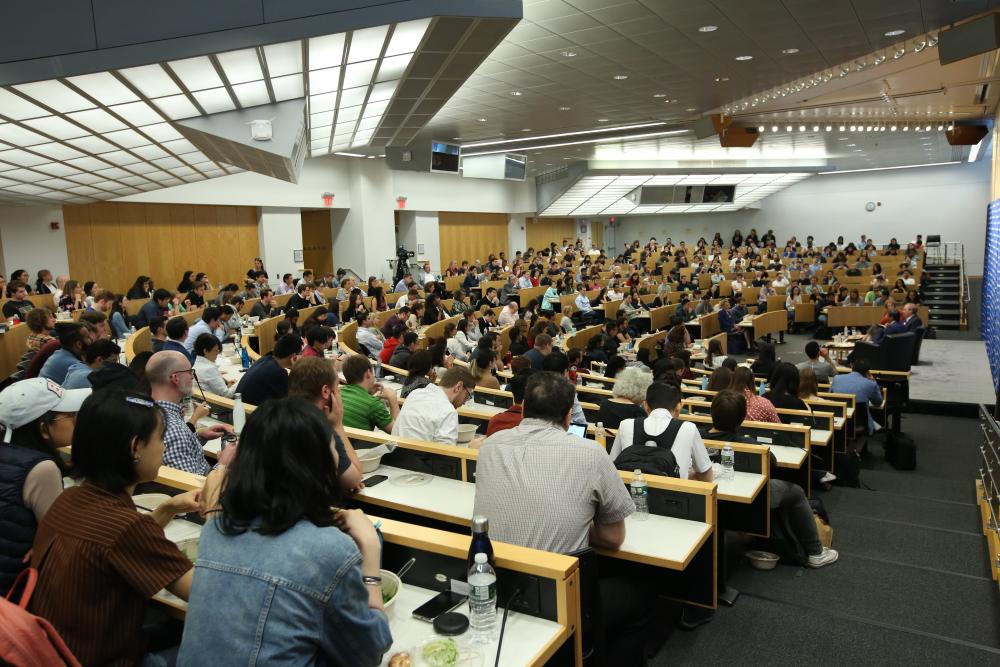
{"left": 250, "top": 119, "right": 273, "bottom": 141}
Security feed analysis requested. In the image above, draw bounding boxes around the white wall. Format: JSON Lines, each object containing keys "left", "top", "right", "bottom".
{"left": 607, "top": 161, "right": 991, "bottom": 273}
{"left": 0, "top": 205, "right": 68, "bottom": 280}
{"left": 392, "top": 171, "right": 536, "bottom": 214}
{"left": 396, "top": 210, "right": 441, "bottom": 271}
{"left": 508, "top": 214, "right": 527, "bottom": 255}
{"left": 257, "top": 207, "right": 304, "bottom": 285}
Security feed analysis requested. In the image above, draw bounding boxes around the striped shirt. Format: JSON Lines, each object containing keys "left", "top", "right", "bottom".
{"left": 340, "top": 383, "right": 392, "bottom": 432}
{"left": 29, "top": 483, "right": 192, "bottom": 666}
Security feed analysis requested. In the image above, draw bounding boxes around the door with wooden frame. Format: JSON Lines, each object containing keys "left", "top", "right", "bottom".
{"left": 301, "top": 210, "right": 333, "bottom": 277}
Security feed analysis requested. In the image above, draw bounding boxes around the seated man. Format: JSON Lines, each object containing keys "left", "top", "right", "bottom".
{"left": 250, "top": 289, "right": 281, "bottom": 319}
{"left": 340, "top": 354, "right": 399, "bottom": 432}
{"left": 379, "top": 305, "right": 409, "bottom": 338}
{"left": 301, "top": 326, "right": 335, "bottom": 358}
{"left": 136, "top": 288, "right": 171, "bottom": 329}
{"left": 63, "top": 339, "right": 121, "bottom": 389}
{"left": 796, "top": 341, "right": 835, "bottom": 383}
{"left": 704, "top": 390, "right": 838, "bottom": 568}
{"left": 610, "top": 381, "right": 711, "bottom": 481}
{"left": 392, "top": 367, "right": 481, "bottom": 446}
{"left": 523, "top": 333, "right": 553, "bottom": 370}
{"left": 885, "top": 302, "right": 922, "bottom": 335}
{"left": 163, "top": 316, "right": 196, "bottom": 364}
{"left": 287, "top": 357, "right": 363, "bottom": 492}
{"left": 40, "top": 322, "right": 93, "bottom": 384}
{"left": 474, "top": 371, "right": 647, "bottom": 665}
{"left": 541, "top": 351, "right": 587, "bottom": 426}
{"left": 148, "top": 350, "right": 232, "bottom": 475}
{"left": 388, "top": 331, "right": 419, "bottom": 369}
{"left": 830, "top": 359, "right": 883, "bottom": 434}
{"left": 355, "top": 313, "right": 384, "bottom": 358}
{"left": 234, "top": 333, "right": 301, "bottom": 405}
{"left": 184, "top": 306, "right": 229, "bottom": 353}
{"left": 487, "top": 369, "right": 534, "bottom": 435}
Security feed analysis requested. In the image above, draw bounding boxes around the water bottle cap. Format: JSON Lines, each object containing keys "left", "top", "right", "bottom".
{"left": 234, "top": 393, "right": 242, "bottom": 399}
{"left": 474, "top": 552, "right": 487, "bottom": 564}
{"left": 633, "top": 468, "right": 642, "bottom": 475}
{"left": 472, "top": 515, "right": 489, "bottom": 533}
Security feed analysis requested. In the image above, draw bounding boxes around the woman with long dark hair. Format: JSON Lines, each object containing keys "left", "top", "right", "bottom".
{"left": 179, "top": 398, "right": 391, "bottom": 664}
{"left": 177, "top": 270, "right": 195, "bottom": 293}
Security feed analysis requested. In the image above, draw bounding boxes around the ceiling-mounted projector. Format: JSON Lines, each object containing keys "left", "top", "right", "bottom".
{"left": 250, "top": 119, "right": 273, "bottom": 141}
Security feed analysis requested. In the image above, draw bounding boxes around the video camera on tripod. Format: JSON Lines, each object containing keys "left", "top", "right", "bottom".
{"left": 394, "top": 245, "right": 416, "bottom": 283}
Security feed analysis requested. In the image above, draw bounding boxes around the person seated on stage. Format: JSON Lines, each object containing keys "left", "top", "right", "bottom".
{"left": 704, "top": 389, "right": 838, "bottom": 568}
{"left": 885, "top": 302, "right": 922, "bottom": 334}
{"left": 340, "top": 354, "right": 399, "bottom": 433}
{"left": 830, "top": 359, "right": 883, "bottom": 434}
{"left": 392, "top": 367, "right": 481, "bottom": 446}
{"left": 474, "top": 371, "right": 648, "bottom": 666}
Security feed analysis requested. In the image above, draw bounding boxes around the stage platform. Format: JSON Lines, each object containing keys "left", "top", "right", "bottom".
{"left": 910, "top": 339, "right": 995, "bottom": 407}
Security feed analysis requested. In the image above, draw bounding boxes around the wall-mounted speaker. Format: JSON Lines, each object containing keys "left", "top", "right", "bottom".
{"left": 945, "top": 124, "right": 988, "bottom": 146}
{"left": 720, "top": 126, "right": 760, "bottom": 148}
{"left": 939, "top": 14, "right": 1000, "bottom": 66}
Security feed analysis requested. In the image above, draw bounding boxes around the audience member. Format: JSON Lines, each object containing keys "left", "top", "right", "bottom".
{"left": 355, "top": 312, "right": 384, "bottom": 357}
{"left": 486, "top": 369, "right": 535, "bottom": 435}
{"left": 164, "top": 316, "right": 196, "bottom": 363}
{"left": 598, "top": 366, "right": 653, "bottom": 429}
{"left": 301, "top": 326, "right": 335, "bottom": 358}
{"left": 796, "top": 341, "right": 835, "bottom": 383}
{"left": 235, "top": 333, "right": 301, "bottom": 405}
{"left": 388, "top": 331, "right": 419, "bottom": 369}
{"left": 392, "top": 367, "right": 480, "bottom": 446}
{"left": 25, "top": 307, "right": 55, "bottom": 352}
{"left": 39, "top": 322, "right": 93, "bottom": 384}
{"left": 830, "top": 359, "right": 883, "bottom": 433}
{"left": 137, "top": 288, "right": 171, "bottom": 328}
{"left": 541, "top": 351, "right": 587, "bottom": 425}
{"left": 193, "top": 333, "right": 236, "bottom": 398}
{"left": 63, "top": 338, "right": 121, "bottom": 389}
{"left": 150, "top": 316, "right": 168, "bottom": 353}
{"left": 399, "top": 350, "right": 435, "bottom": 398}
{"left": 731, "top": 366, "right": 780, "bottom": 423}
{"left": 340, "top": 355, "right": 399, "bottom": 432}
{"left": 2, "top": 281, "right": 32, "bottom": 320}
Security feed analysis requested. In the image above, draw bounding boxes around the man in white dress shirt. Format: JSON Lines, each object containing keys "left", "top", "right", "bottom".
{"left": 391, "top": 367, "right": 483, "bottom": 447}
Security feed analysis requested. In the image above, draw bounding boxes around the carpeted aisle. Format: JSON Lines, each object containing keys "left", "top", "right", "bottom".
{"left": 652, "top": 412, "right": 1000, "bottom": 665}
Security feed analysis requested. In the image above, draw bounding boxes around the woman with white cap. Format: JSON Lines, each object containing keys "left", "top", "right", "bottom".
{"left": 0, "top": 378, "right": 88, "bottom": 594}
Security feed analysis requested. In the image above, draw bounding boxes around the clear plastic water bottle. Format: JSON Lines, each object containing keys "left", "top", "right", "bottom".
{"left": 721, "top": 444, "right": 735, "bottom": 480}
{"left": 232, "top": 393, "right": 246, "bottom": 435}
{"left": 468, "top": 553, "right": 497, "bottom": 643}
{"left": 630, "top": 469, "right": 649, "bottom": 521}
{"left": 375, "top": 359, "right": 383, "bottom": 379}
{"left": 595, "top": 421, "right": 606, "bottom": 444}
{"left": 700, "top": 375, "right": 709, "bottom": 391}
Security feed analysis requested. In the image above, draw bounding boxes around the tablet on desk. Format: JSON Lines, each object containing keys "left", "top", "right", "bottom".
{"left": 568, "top": 424, "right": 587, "bottom": 437}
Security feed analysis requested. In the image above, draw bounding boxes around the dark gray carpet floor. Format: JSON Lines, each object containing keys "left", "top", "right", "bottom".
{"left": 650, "top": 412, "right": 1000, "bottom": 665}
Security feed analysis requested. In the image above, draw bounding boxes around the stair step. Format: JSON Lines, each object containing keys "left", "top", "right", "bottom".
{"left": 928, "top": 309, "right": 962, "bottom": 315}
{"left": 929, "top": 318, "right": 962, "bottom": 326}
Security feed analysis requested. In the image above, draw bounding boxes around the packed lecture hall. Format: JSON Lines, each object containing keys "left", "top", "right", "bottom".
{"left": 3, "top": 2, "right": 1000, "bottom": 666}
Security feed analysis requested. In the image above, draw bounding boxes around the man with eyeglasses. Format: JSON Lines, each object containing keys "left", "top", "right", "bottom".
{"left": 147, "top": 351, "right": 232, "bottom": 475}
{"left": 391, "top": 366, "right": 484, "bottom": 447}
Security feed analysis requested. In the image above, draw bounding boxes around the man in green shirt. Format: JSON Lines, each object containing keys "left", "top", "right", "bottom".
{"left": 340, "top": 354, "right": 400, "bottom": 433}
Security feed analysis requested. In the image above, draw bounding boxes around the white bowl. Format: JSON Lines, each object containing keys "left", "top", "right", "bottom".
{"left": 456, "top": 424, "right": 478, "bottom": 444}
{"left": 380, "top": 569, "right": 401, "bottom": 609}
{"left": 358, "top": 450, "right": 383, "bottom": 473}
{"left": 747, "top": 550, "right": 780, "bottom": 571}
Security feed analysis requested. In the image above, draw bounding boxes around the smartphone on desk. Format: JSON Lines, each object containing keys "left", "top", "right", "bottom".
{"left": 363, "top": 474, "right": 388, "bottom": 487}
{"left": 412, "top": 590, "right": 467, "bottom": 622}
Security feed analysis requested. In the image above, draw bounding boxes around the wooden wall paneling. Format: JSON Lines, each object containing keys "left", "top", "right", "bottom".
{"left": 591, "top": 221, "right": 603, "bottom": 249}
{"left": 144, "top": 204, "right": 177, "bottom": 293}
{"left": 89, "top": 202, "right": 125, "bottom": 294}
{"left": 116, "top": 203, "right": 149, "bottom": 294}
{"left": 526, "top": 217, "right": 575, "bottom": 251}
{"left": 63, "top": 205, "right": 95, "bottom": 282}
{"left": 169, "top": 205, "right": 197, "bottom": 289}
{"left": 192, "top": 205, "right": 220, "bottom": 287}
{"left": 301, "top": 210, "right": 333, "bottom": 276}
{"left": 438, "top": 212, "right": 508, "bottom": 266}
{"left": 213, "top": 206, "right": 242, "bottom": 287}
{"left": 236, "top": 207, "right": 260, "bottom": 279}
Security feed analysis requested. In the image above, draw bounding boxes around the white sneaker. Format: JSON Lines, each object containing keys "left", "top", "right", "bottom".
{"left": 820, "top": 472, "right": 837, "bottom": 484}
{"left": 807, "top": 547, "right": 839, "bottom": 568}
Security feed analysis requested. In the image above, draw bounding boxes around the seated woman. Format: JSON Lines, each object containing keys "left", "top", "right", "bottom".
{"left": 763, "top": 362, "right": 809, "bottom": 413}
{"left": 400, "top": 350, "right": 435, "bottom": 398}
{"left": 0, "top": 378, "right": 83, "bottom": 592}
{"left": 701, "top": 338, "right": 727, "bottom": 370}
{"left": 751, "top": 341, "right": 778, "bottom": 380}
{"left": 598, "top": 365, "right": 652, "bottom": 429}
{"left": 28, "top": 389, "right": 203, "bottom": 665}
{"left": 181, "top": 398, "right": 392, "bottom": 665}
{"left": 471, "top": 349, "right": 501, "bottom": 389}
{"left": 508, "top": 326, "right": 529, "bottom": 357}
{"left": 707, "top": 365, "right": 734, "bottom": 391}
{"left": 730, "top": 366, "right": 779, "bottom": 423}
{"left": 193, "top": 333, "right": 237, "bottom": 398}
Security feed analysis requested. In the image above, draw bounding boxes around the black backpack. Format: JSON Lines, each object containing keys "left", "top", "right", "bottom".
{"left": 884, "top": 431, "right": 917, "bottom": 470}
{"left": 613, "top": 418, "right": 681, "bottom": 477}
{"left": 833, "top": 449, "right": 862, "bottom": 487}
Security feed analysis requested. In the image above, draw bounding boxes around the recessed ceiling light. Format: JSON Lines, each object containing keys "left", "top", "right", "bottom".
{"left": 735, "top": 55, "right": 753, "bottom": 61}
{"left": 613, "top": 74, "right": 629, "bottom": 80}
{"left": 476, "top": 117, "right": 487, "bottom": 122}
{"left": 714, "top": 76, "right": 729, "bottom": 82}
{"left": 698, "top": 25, "right": 718, "bottom": 33}
{"left": 771, "top": 125, "right": 779, "bottom": 132}
{"left": 847, "top": 143, "right": 856, "bottom": 146}
{"left": 509, "top": 90, "right": 523, "bottom": 96}
{"left": 560, "top": 50, "right": 577, "bottom": 58}
{"left": 885, "top": 29, "right": 906, "bottom": 37}
{"left": 653, "top": 93, "right": 667, "bottom": 98}
{"left": 781, "top": 48, "right": 800, "bottom": 55}
{"left": 686, "top": 107, "right": 698, "bottom": 112}
{"left": 558, "top": 106, "right": 571, "bottom": 111}
{"left": 597, "top": 118, "right": 610, "bottom": 122}
{"left": 664, "top": 99, "right": 678, "bottom": 103}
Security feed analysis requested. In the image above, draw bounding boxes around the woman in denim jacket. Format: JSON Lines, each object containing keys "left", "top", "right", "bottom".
{"left": 178, "top": 398, "right": 392, "bottom": 666}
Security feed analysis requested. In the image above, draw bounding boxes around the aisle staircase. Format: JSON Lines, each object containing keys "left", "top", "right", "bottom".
{"left": 923, "top": 264, "right": 963, "bottom": 330}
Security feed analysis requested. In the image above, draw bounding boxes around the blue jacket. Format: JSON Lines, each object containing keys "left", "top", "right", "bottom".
{"left": 163, "top": 339, "right": 196, "bottom": 365}
{"left": 830, "top": 371, "right": 883, "bottom": 433}
{"left": 178, "top": 517, "right": 392, "bottom": 666}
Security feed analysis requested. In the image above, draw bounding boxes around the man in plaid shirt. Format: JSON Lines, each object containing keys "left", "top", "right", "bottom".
{"left": 147, "top": 351, "right": 232, "bottom": 475}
